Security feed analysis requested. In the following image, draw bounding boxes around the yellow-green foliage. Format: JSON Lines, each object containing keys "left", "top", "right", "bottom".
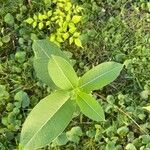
{"left": 25, "top": 0, "right": 83, "bottom": 47}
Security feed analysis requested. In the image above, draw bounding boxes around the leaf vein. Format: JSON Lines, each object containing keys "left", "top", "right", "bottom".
{"left": 24, "top": 96, "right": 69, "bottom": 148}
{"left": 80, "top": 65, "right": 121, "bottom": 89}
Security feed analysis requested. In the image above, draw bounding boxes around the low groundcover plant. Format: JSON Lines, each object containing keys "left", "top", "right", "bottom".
{"left": 19, "top": 39, "right": 123, "bottom": 150}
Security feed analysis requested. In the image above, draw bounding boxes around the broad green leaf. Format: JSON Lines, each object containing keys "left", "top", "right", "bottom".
{"left": 79, "top": 62, "right": 123, "bottom": 93}
{"left": 20, "top": 91, "right": 75, "bottom": 150}
{"left": 76, "top": 92, "right": 105, "bottom": 122}
{"left": 52, "top": 133, "right": 68, "bottom": 146}
{"left": 33, "top": 39, "right": 70, "bottom": 89}
{"left": 143, "top": 106, "right": 150, "bottom": 112}
{"left": 48, "top": 55, "right": 78, "bottom": 90}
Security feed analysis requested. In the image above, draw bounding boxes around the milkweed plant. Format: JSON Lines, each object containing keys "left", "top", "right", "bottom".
{"left": 19, "top": 39, "right": 123, "bottom": 150}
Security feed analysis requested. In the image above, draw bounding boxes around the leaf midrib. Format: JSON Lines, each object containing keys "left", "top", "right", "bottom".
{"left": 80, "top": 65, "right": 121, "bottom": 89}
{"left": 51, "top": 56, "right": 74, "bottom": 89}
{"left": 78, "top": 94, "right": 104, "bottom": 121}
{"left": 23, "top": 95, "right": 69, "bottom": 148}
{"left": 34, "top": 42, "right": 51, "bottom": 60}
{"left": 34, "top": 43, "right": 74, "bottom": 89}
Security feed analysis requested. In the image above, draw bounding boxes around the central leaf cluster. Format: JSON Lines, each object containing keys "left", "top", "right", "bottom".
{"left": 20, "top": 40, "right": 123, "bottom": 150}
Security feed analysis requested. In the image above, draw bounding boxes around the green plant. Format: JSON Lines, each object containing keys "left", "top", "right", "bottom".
{"left": 51, "top": 126, "right": 83, "bottom": 147}
{"left": 1, "top": 0, "right": 150, "bottom": 149}
{"left": 25, "top": 0, "right": 83, "bottom": 47}
{"left": 19, "top": 39, "right": 123, "bottom": 149}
